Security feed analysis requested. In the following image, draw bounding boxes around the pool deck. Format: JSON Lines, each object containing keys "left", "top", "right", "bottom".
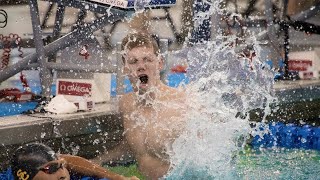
{"left": 0, "top": 79, "right": 320, "bottom": 169}
{"left": 274, "top": 79, "right": 320, "bottom": 90}
{"left": 259, "top": 79, "right": 320, "bottom": 125}
{"left": 0, "top": 100, "right": 124, "bottom": 170}
{"left": 274, "top": 79, "right": 320, "bottom": 106}
{"left": 0, "top": 101, "right": 119, "bottom": 145}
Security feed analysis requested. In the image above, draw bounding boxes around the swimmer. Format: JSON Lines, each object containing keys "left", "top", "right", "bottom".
{"left": 93, "top": 32, "right": 188, "bottom": 179}
{"left": 10, "top": 143, "right": 138, "bottom": 180}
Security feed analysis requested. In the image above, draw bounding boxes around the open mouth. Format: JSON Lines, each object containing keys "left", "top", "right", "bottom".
{"left": 139, "top": 74, "right": 148, "bottom": 84}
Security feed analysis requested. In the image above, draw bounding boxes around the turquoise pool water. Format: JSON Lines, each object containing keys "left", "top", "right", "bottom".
{"left": 166, "top": 148, "right": 320, "bottom": 179}
{"left": 236, "top": 148, "right": 320, "bottom": 179}
{"left": 1, "top": 148, "right": 318, "bottom": 180}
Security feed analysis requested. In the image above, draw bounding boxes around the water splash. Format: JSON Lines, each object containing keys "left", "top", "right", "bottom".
{"left": 165, "top": 1, "right": 276, "bottom": 178}
{"left": 134, "top": 0, "right": 151, "bottom": 13}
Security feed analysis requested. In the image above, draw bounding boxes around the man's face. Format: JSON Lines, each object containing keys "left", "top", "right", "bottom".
{"left": 33, "top": 158, "right": 70, "bottom": 180}
{"left": 124, "top": 46, "right": 163, "bottom": 92}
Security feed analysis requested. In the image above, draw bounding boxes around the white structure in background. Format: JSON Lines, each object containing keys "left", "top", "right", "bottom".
{"left": 56, "top": 75, "right": 110, "bottom": 111}
{"left": 288, "top": 48, "right": 320, "bottom": 79}
{"left": 56, "top": 37, "right": 111, "bottom": 111}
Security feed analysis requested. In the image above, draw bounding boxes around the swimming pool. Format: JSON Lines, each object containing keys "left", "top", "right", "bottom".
{"left": 1, "top": 147, "right": 318, "bottom": 180}
{"left": 104, "top": 147, "right": 320, "bottom": 180}
{"left": 2, "top": 72, "right": 320, "bottom": 179}
{"left": 235, "top": 148, "right": 320, "bottom": 179}
{"left": 99, "top": 123, "right": 320, "bottom": 179}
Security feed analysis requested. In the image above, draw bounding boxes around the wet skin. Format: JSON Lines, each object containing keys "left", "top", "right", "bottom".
{"left": 124, "top": 46, "right": 163, "bottom": 93}
{"left": 121, "top": 46, "right": 187, "bottom": 179}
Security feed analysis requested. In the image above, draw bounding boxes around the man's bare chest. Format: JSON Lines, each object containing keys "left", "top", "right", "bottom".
{"left": 125, "top": 106, "right": 185, "bottom": 159}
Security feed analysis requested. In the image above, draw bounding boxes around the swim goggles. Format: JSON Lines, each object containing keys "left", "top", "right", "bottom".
{"left": 37, "top": 159, "right": 66, "bottom": 174}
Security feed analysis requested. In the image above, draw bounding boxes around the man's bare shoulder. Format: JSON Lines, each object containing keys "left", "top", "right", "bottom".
{"left": 161, "top": 85, "right": 187, "bottom": 102}
{"left": 119, "top": 93, "right": 135, "bottom": 112}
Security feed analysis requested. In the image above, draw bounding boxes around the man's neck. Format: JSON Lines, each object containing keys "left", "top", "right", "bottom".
{"left": 137, "top": 84, "right": 165, "bottom": 106}
{"left": 134, "top": 81, "right": 169, "bottom": 105}
{"left": 135, "top": 90, "right": 156, "bottom": 107}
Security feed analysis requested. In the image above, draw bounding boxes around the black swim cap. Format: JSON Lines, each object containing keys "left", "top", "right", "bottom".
{"left": 11, "top": 143, "right": 57, "bottom": 180}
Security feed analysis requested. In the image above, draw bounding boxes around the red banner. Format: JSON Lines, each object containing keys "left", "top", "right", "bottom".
{"left": 58, "top": 81, "right": 92, "bottom": 96}
{"left": 288, "top": 60, "right": 312, "bottom": 71}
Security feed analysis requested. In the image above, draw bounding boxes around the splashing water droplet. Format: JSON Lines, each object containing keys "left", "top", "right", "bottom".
{"left": 93, "top": 139, "right": 100, "bottom": 145}
{"left": 165, "top": 1, "right": 276, "bottom": 179}
{"left": 134, "top": 0, "right": 151, "bottom": 13}
{"left": 40, "top": 132, "right": 46, "bottom": 138}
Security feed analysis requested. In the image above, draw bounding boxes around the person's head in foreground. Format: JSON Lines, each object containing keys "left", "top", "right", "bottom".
{"left": 121, "top": 32, "right": 164, "bottom": 94}
{"left": 11, "top": 143, "right": 70, "bottom": 180}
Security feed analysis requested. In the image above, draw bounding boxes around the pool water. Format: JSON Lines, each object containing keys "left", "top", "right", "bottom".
{"left": 106, "top": 164, "right": 146, "bottom": 180}
{"left": 1, "top": 148, "right": 318, "bottom": 180}
{"left": 236, "top": 148, "right": 320, "bottom": 179}
{"left": 103, "top": 123, "right": 320, "bottom": 179}
{"left": 105, "top": 148, "right": 320, "bottom": 180}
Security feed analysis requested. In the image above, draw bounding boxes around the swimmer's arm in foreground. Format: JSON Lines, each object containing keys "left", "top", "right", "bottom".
{"left": 60, "top": 154, "right": 138, "bottom": 180}
{"left": 90, "top": 138, "right": 135, "bottom": 165}
{"left": 91, "top": 97, "right": 134, "bottom": 164}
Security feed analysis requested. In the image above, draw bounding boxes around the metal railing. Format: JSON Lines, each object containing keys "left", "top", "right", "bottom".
{"left": 0, "top": 0, "right": 172, "bottom": 99}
